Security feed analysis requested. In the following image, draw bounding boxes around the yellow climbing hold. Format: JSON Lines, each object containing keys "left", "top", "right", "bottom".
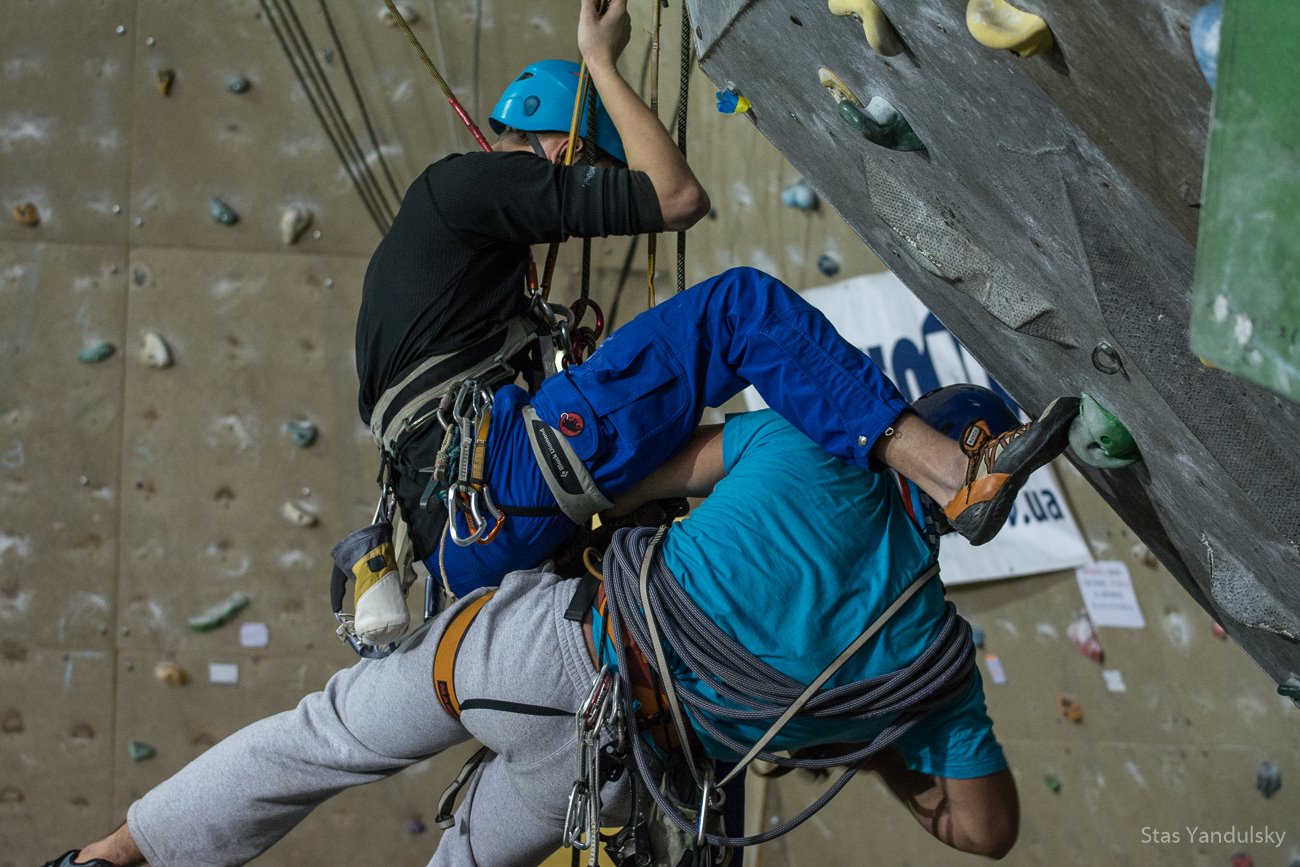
{"left": 966, "top": 0, "right": 1054, "bottom": 57}
{"left": 827, "top": 0, "right": 904, "bottom": 56}
{"left": 818, "top": 67, "right": 863, "bottom": 108}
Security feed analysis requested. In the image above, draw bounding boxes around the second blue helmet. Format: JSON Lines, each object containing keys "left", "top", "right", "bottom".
{"left": 489, "top": 60, "right": 627, "bottom": 165}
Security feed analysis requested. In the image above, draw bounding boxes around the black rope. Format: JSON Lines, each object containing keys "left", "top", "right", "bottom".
{"left": 278, "top": 0, "right": 395, "bottom": 223}
{"left": 318, "top": 0, "right": 404, "bottom": 205}
{"left": 675, "top": 2, "right": 691, "bottom": 294}
{"left": 259, "top": 0, "right": 389, "bottom": 234}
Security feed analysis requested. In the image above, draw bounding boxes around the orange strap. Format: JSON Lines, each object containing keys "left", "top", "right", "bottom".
{"left": 432, "top": 591, "right": 496, "bottom": 720}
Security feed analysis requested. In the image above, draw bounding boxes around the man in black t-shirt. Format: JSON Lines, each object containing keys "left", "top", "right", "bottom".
{"left": 353, "top": 0, "right": 1079, "bottom": 613}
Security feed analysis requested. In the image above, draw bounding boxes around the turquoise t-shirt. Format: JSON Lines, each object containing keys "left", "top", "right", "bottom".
{"left": 660, "top": 410, "right": 1006, "bottom": 780}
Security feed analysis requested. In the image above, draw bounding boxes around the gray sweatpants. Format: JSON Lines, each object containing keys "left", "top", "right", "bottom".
{"left": 126, "top": 570, "right": 628, "bottom": 866}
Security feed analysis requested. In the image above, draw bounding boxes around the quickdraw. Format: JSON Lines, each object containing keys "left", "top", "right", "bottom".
{"left": 564, "top": 665, "right": 624, "bottom": 865}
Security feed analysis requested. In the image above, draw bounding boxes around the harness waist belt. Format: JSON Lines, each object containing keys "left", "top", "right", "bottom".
{"left": 373, "top": 316, "right": 541, "bottom": 455}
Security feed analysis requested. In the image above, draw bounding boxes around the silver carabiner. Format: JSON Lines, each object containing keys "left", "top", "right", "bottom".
{"left": 447, "top": 485, "right": 485, "bottom": 547}
{"left": 696, "top": 771, "right": 715, "bottom": 848}
{"left": 564, "top": 780, "right": 592, "bottom": 850}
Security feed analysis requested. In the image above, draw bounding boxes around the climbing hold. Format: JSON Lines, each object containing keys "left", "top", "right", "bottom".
{"left": 139, "top": 331, "right": 173, "bottom": 369}
{"left": 153, "top": 661, "right": 190, "bottom": 685}
{"left": 714, "top": 83, "right": 751, "bottom": 115}
{"left": 1069, "top": 394, "right": 1140, "bottom": 469}
{"left": 1211, "top": 620, "right": 1228, "bottom": 640}
{"left": 282, "top": 500, "right": 319, "bottom": 527}
{"left": 827, "top": 0, "right": 904, "bottom": 56}
{"left": 1067, "top": 613, "right": 1104, "bottom": 663}
{"left": 1, "top": 709, "right": 23, "bottom": 734}
{"left": 966, "top": 0, "right": 1054, "bottom": 58}
{"left": 12, "top": 202, "right": 40, "bottom": 227}
{"left": 77, "top": 342, "right": 116, "bottom": 364}
{"left": 128, "top": 740, "right": 156, "bottom": 762}
{"left": 188, "top": 592, "right": 250, "bottom": 633}
{"left": 971, "top": 625, "right": 986, "bottom": 649}
{"left": 1191, "top": 2, "right": 1222, "bottom": 89}
{"left": 1230, "top": 854, "right": 1254, "bottom": 867}
{"left": 817, "top": 254, "right": 840, "bottom": 278}
{"left": 225, "top": 74, "right": 251, "bottom": 94}
{"left": 1255, "top": 760, "right": 1281, "bottom": 798}
{"left": 279, "top": 205, "right": 313, "bottom": 245}
{"left": 818, "top": 69, "right": 924, "bottom": 151}
{"left": 1130, "top": 541, "right": 1159, "bottom": 569}
{"left": 156, "top": 69, "right": 175, "bottom": 96}
{"left": 406, "top": 818, "right": 427, "bottom": 835}
{"left": 1279, "top": 674, "right": 1300, "bottom": 706}
{"left": 209, "top": 197, "right": 239, "bottom": 226}
{"left": 1043, "top": 774, "right": 1062, "bottom": 793}
{"left": 1056, "top": 692, "right": 1084, "bottom": 723}
{"left": 862, "top": 97, "right": 925, "bottom": 151}
{"left": 781, "top": 179, "right": 818, "bottom": 211}
{"left": 282, "top": 419, "right": 318, "bottom": 448}
{"left": 0, "top": 786, "right": 24, "bottom": 804}
{"left": 379, "top": 3, "right": 419, "bottom": 26}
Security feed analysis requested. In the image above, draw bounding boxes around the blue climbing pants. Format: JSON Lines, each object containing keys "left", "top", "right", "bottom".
{"left": 431, "top": 267, "right": 912, "bottom": 594}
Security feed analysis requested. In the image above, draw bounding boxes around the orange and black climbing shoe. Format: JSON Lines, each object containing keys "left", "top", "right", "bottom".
{"left": 944, "top": 397, "right": 1080, "bottom": 545}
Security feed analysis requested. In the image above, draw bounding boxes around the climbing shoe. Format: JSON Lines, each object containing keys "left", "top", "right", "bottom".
{"left": 41, "top": 852, "right": 113, "bottom": 867}
{"left": 943, "top": 397, "right": 1080, "bottom": 545}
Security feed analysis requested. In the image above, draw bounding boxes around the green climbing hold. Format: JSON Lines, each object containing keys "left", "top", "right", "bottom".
{"left": 835, "top": 97, "right": 924, "bottom": 151}
{"left": 1043, "top": 774, "right": 1062, "bottom": 793}
{"left": 128, "top": 740, "right": 156, "bottom": 762}
{"left": 209, "top": 197, "right": 239, "bottom": 226}
{"left": 188, "top": 592, "right": 250, "bottom": 633}
{"left": 282, "top": 419, "right": 319, "bottom": 448}
{"left": 1069, "top": 393, "right": 1140, "bottom": 469}
{"left": 225, "top": 74, "right": 251, "bottom": 94}
{"left": 77, "top": 342, "right": 116, "bottom": 364}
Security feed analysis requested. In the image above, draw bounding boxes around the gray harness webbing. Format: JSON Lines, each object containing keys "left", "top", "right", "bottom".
{"left": 603, "top": 525, "right": 977, "bottom": 849}
{"left": 371, "top": 316, "right": 538, "bottom": 454}
{"left": 521, "top": 405, "right": 612, "bottom": 524}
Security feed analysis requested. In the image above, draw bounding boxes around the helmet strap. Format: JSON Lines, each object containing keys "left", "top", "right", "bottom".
{"left": 525, "top": 132, "right": 550, "bottom": 160}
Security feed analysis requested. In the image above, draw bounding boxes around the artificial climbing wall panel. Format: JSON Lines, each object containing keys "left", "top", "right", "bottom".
{"left": 3, "top": 1, "right": 1296, "bottom": 865}
{"left": 685, "top": 0, "right": 1300, "bottom": 684}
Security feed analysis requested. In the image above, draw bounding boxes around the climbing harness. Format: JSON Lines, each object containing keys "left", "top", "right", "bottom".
{"left": 579, "top": 525, "right": 977, "bottom": 859}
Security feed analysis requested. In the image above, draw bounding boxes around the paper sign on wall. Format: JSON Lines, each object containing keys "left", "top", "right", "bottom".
{"left": 1076, "top": 561, "right": 1146, "bottom": 628}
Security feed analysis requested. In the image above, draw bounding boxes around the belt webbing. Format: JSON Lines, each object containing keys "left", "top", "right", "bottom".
{"left": 432, "top": 591, "right": 496, "bottom": 720}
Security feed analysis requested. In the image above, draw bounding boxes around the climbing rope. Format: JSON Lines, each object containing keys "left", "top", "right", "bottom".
{"left": 381, "top": 0, "right": 492, "bottom": 152}
{"left": 260, "top": 0, "right": 396, "bottom": 233}
{"left": 674, "top": 3, "right": 692, "bottom": 294}
{"left": 646, "top": 0, "right": 663, "bottom": 308}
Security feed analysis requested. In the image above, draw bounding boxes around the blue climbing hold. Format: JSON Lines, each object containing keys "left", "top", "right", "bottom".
{"left": 1191, "top": 1, "right": 1221, "bottom": 90}
{"left": 781, "top": 179, "right": 817, "bottom": 211}
{"left": 714, "top": 83, "right": 751, "bottom": 115}
{"left": 225, "top": 73, "right": 251, "bottom": 94}
{"left": 209, "top": 197, "right": 239, "bottom": 226}
{"left": 817, "top": 254, "right": 840, "bottom": 278}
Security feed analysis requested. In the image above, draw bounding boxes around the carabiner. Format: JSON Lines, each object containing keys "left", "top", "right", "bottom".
{"left": 475, "top": 485, "right": 506, "bottom": 545}
{"left": 564, "top": 780, "right": 592, "bottom": 849}
{"left": 447, "top": 486, "right": 485, "bottom": 546}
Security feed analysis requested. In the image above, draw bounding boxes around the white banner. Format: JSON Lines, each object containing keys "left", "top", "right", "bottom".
{"left": 743, "top": 272, "right": 1092, "bottom": 585}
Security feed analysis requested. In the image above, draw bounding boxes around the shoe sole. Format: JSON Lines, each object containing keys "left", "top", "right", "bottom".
{"left": 958, "top": 397, "right": 1080, "bottom": 545}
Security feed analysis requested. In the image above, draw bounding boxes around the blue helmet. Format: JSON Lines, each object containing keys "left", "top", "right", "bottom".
{"left": 912, "top": 384, "right": 1020, "bottom": 441}
{"left": 898, "top": 385, "right": 1021, "bottom": 546}
{"left": 489, "top": 60, "right": 627, "bottom": 165}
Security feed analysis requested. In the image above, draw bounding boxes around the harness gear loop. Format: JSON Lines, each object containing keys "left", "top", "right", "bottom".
{"left": 435, "top": 745, "right": 493, "bottom": 830}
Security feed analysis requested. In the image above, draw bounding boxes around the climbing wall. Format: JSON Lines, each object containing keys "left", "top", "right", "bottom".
{"left": 684, "top": 0, "right": 1300, "bottom": 688}
{"left": 2, "top": 1, "right": 1296, "bottom": 865}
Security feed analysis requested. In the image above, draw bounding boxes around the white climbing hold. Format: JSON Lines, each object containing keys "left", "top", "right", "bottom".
{"left": 279, "top": 205, "right": 313, "bottom": 245}
{"left": 281, "top": 500, "right": 318, "bottom": 527}
{"left": 379, "top": 4, "right": 418, "bottom": 26}
{"left": 139, "top": 331, "right": 173, "bottom": 368}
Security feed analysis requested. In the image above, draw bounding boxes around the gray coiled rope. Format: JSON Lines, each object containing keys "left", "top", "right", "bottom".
{"left": 602, "top": 525, "right": 977, "bottom": 848}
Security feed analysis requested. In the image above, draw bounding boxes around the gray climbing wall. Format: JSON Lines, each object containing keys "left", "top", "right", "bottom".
{"left": 2, "top": 1, "right": 1297, "bottom": 866}
{"left": 685, "top": 0, "right": 1300, "bottom": 686}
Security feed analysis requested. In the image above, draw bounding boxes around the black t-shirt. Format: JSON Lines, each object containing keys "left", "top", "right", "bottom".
{"left": 354, "top": 151, "right": 664, "bottom": 425}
